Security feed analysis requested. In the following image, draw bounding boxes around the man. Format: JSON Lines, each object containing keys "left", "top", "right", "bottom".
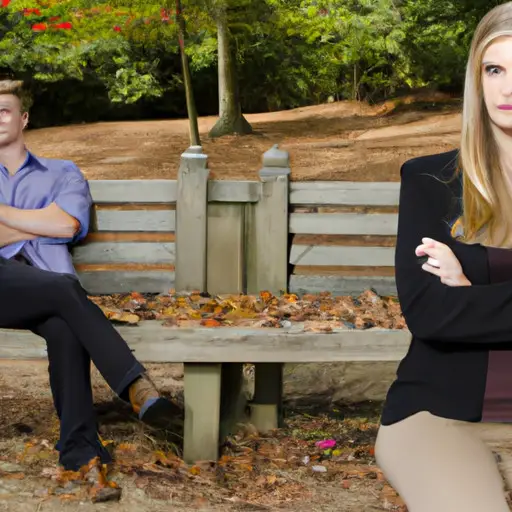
{"left": 0, "top": 79, "right": 179, "bottom": 501}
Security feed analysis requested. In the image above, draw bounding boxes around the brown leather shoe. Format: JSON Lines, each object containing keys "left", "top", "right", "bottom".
{"left": 129, "top": 374, "right": 182, "bottom": 430}
{"left": 128, "top": 374, "right": 160, "bottom": 415}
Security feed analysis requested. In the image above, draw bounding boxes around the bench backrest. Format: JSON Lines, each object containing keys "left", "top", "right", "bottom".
{"left": 73, "top": 178, "right": 401, "bottom": 297}
{"left": 72, "top": 180, "right": 177, "bottom": 294}
{"left": 288, "top": 181, "right": 400, "bottom": 297}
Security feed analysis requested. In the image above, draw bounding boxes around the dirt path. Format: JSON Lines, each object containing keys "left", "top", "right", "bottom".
{"left": 24, "top": 97, "right": 461, "bottom": 182}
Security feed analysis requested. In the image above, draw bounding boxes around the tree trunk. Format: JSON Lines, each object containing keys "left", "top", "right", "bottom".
{"left": 353, "top": 63, "right": 358, "bottom": 101}
{"left": 176, "top": 0, "right": 200, "bottom": 146}
{"left": 208, "top": 3, "right": 252, "bottom": 138}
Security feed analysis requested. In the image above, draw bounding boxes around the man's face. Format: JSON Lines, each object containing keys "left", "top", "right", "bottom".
{"left": 0, "top": 94, "right": 28, "bottom": 148}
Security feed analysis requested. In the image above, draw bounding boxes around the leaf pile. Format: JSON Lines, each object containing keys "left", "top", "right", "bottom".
{"left": 90, "top": 289, "right": 407, "bottom": 330}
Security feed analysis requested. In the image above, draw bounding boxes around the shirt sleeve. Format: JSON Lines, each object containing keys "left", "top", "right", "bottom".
{"left": 395, "top": 159, "right": 512, "bottom": 343}
{"left": 41, "top": 164, "right": 92, "bottom": 245}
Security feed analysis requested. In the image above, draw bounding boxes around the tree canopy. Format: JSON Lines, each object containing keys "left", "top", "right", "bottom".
{"left": 0, "top": 0, "right": 507, "bottom": 127}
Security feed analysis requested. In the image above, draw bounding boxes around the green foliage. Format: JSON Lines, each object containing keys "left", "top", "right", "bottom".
{"left": 0, "top": 0, "right": 509, "bottom": 126}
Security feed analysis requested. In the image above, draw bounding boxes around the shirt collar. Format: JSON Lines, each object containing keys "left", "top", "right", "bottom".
{"left": 0, "top": 150, "right": 48, "bottom": 178}
{"left": 24, "top": 151, "right": 48, "bottom": 171}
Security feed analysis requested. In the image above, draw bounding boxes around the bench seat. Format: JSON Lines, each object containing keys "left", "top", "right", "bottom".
{"left": 0, "top": 323, "right": 409, "bottom": 463}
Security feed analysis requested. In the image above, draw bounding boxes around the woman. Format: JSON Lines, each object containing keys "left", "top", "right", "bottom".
{"left": 375, "top": 3, "right": 512, "bottom": 511}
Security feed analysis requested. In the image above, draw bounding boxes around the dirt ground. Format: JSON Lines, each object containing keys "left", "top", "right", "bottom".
{"left": 2, "top": 360, "right": 512, "bottom": 511}
{"left": 0, "top": 360, "right": 403, "bottom": 512}
{"left": 24, "top": 94, "right": 462, "bottom": 182}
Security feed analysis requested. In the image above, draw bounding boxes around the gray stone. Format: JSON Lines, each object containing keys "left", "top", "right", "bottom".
{"left": 0, "top": 463, "right": 23, "bottom": 474}
{"left": 282, "top": 361, "right": 399, "bottom": 406}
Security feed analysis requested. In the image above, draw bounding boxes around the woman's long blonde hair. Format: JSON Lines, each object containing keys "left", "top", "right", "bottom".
{"left": 456, "top": 2, "right": 512, "bottom": 247}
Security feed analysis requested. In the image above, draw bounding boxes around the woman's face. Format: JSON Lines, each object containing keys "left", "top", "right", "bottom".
{"left": 482, "top": 36, "right": 512, "bottom": 134}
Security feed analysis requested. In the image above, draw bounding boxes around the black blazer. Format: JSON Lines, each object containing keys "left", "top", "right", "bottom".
{"left": 381, "top": 149, "right": 512, "bottom": 425}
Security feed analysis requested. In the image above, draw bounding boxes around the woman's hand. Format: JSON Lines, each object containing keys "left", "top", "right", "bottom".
{"left": 415, "top": 237, "right": 472, "bottom": 287}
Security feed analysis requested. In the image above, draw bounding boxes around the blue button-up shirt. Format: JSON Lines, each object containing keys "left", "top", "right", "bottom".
{"left": 0, "top": 152, "right": 92, "bottom": 275}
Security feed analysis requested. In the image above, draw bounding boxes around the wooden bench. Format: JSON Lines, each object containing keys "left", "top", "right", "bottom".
{"left": 0, "top": 323, "right": 410, "bottom": 463}
{"left": 0, "top": 145, "right": 410, "bottom": 464}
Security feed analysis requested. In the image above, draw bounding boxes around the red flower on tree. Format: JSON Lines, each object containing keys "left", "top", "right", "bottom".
{"left": 160, "top": 8, "right": 170, "bottom": 22}
{"left": 23, "top": 8, "right": 42, "bottom": 16}
{"left": 53, "top": 21, "right": 72, "bottom": 29}
{"left": 1, "top": 0, "right": 11, "bottom": 7}
{"left": 32, "top": 23, "right": 47, "bottom": 31}
{"left": 113, "top": 25, "right": 121, "bottom": 32}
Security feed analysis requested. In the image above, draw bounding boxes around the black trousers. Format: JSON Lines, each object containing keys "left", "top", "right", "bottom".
{"left": 0, "top": 257, "right": 146, "bottom": 470}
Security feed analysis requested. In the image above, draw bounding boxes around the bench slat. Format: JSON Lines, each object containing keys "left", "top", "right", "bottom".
{"left": 289, "top": 275, "right": 397, "bottom": 297}
{"left": 73, "top": 242, "right": 175, "bottom": 265}
{"left": 93, "top": 210, "right": 176, "bottom": 232}
{"left": 78, "top": 270, "right": 174, "bottom": 294}
{"left": 290, "top": 182, "right": 400, "bottom": 206}
{"left": 289, "top": 213, "right": 398, "bottom": 235}
{"left": 207, "top": 181, "right": 261, "bottom": 203}
{"left": 89, "top": 180, "right": 177, "bottom": 203}
{"left": 290, "top": 245, "right": 395, "bottom": 266}
{"left": 0, "top": 322, "right": 410, "bottom": 362}
{"left": 88, "top": 180, "right": 261, "bottom": 204}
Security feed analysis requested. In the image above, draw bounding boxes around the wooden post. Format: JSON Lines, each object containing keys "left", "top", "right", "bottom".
{"left": 183, "top": 363, "right": 222, "bottom": 463}
{"left": 251, "top": 363, "right": 283, "bottom": 431}
{"left": 246, "top": 144, "right": 290, "bottom": 295}
{"left": 207, "top": 203, "right": 244, "bottom": 295}
{"left": 175, "top": 146, "right": 209, "bottom": 292}
{"left": 246, "top": 145, "right": 290, "bottom": 432}
{"left": 219, "top": 363, "right": 247, "bottom": 441}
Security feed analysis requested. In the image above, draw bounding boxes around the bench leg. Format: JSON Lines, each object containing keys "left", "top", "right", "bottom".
{"left": 183, "top": 363, "right": 222, "bottom": 464}
{"left": 250, "top": 363, "right": 283, "bottom": 432}
{"left": 219, "top": 363, "right": 247, "bottom": 441}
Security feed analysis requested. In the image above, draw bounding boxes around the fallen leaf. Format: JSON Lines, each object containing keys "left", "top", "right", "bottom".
{"left": 200, "top": 318, "right": 221, "bottom": 327}
{"left": 259, "top": 291, "right": 273, "bottom": 302}
{"left": 189, "top": 465, "right": 201, "bottom": 476}
{"left": 1, "top": 473, "right": 25, "bottom": 480}
{"left": 266, "top": 474, "right": 277, "bottom": 485}
{"left": 117, "top": 443, "right": 137, "bottom": 452}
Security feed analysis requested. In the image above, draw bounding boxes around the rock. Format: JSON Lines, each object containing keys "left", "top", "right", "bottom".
{"left": 54, "top": 482, "right": 82, "bottom": 496}
{"left": 283, "top": 362, "right": 399, "bottom": 406}
{"left": 0, "top": 463, "right": 23, "bottom": 474}
{"left": 34, "top": 488, "right": 51, "bottom": 498}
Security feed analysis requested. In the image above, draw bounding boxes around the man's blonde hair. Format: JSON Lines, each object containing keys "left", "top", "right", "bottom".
{"left": 0, "top": 80, "right": 32, "bottom": 112}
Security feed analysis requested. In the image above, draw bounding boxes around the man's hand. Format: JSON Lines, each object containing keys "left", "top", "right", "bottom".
{"left": 415, "top": 237, "right": 472, "bottom": 287}
{"left": 0, "top": 202, "right": 79, "bottom": 239}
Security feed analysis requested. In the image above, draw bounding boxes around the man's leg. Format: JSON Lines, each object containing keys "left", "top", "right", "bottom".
{"left": 0, "top": 257, "right": 179, "bottom": 429}
{"left": 32, "top": 317, "right": 111, "bottom": 472}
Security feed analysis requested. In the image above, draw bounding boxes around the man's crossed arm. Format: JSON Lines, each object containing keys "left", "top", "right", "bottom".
{"left": 0, "top": 222, "right": 36, "bottom": 247}
{"left": 0, "top": 168, "right": 92, "bottom": 249}
{"left": 0, "top": 203, "right": 79, "bottom": 246}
